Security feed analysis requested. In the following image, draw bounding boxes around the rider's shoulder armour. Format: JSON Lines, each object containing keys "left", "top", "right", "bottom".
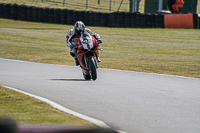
{"left": 67, "top": 29, "right": 75, "bottom": 37}
{"left": 85, "top": 28, "right": 93, "bottom": 35}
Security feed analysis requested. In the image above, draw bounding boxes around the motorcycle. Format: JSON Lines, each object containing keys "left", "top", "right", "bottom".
{"left": 76, "top": 32, "right": 102, "bottom": 80}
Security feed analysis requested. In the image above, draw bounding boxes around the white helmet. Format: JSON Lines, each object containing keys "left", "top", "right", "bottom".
{"left": 74, "top": 21, "right": 85, "bottom": 37}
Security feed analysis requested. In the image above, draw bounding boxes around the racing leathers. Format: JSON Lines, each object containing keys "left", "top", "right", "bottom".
{"left": 66, "top": 28, "right": 102, "bottom": 65}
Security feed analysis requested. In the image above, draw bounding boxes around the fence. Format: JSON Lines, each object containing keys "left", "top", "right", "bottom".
{"left": 0, "top": 3, "right": 199, "bottom": 28}
{"left": 40, "top": 0, "right": 131, "bottom": 13}
{"left": 38, "top": 0, "right": 200, "bottom": 14}
{"left": 1, "top": 0, "right": 199, "bottom": 13}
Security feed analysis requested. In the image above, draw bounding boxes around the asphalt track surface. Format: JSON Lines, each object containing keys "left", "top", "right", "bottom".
{"left": 0, "top": 58, "right": 200, "bottom": 133}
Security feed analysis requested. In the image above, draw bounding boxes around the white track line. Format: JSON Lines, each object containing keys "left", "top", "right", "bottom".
{"left": 2, "top": 85, "right": 127, "bottom": 133}
{"left": 2, "top": 85, "right": 109, "bottom": 128}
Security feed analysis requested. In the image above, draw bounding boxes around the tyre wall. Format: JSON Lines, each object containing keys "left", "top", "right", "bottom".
{"left": 0, "top": 3, "right": 199, "bottom": 29}
{"left": 164, "top": 14, "right": 195, "bottom": 28}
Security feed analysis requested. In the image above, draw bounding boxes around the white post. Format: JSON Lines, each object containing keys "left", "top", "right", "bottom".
{"left": 86, "top": 0, "right": 88, "bottom": 9}
{"left": 135, "top": 0, "right": 139, "bottom": 12}
{"left": 110, "top": 0, "right": 111, "bottom": 12}
{"left": 158, "top": 0, "right": 163, "bottom": 11}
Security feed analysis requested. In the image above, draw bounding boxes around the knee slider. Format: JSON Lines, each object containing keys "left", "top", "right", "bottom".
{"left": 70, "top": 52, "right": 75, "bottom": 57}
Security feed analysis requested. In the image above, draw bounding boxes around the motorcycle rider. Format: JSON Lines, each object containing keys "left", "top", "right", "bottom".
{"left": 66, "top": 21, "right": 102, "bottom": 65}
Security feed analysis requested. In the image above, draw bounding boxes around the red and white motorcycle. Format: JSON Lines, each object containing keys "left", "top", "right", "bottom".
{"left": 76, "top": 32, "right": 102, "bottom": 80}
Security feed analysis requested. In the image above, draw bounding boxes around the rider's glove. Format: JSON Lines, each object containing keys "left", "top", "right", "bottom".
{"left": 94, "top": 34, "right": 102, "bottom": 44}
{"left": 97, "top": 39, "right": 102, "bottom": 44}
{"left": 70, "top": 42, "right": 77, "bottom": 49}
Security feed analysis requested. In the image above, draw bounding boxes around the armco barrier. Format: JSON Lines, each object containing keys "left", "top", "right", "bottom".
{"left": 0, "top": 3, "right": 4, "bottom": 18}
{"left": 117, "top": 12, "right": 125, "bottom": 27}
{"left": 155, "top": 14, "right": 164, "bottom": 28}
{"left": 135, "top": 12, "right": 141, "bottom": 28}
{"left": 0, "top": 3, "right": 199, "bottom": 29}
{"left": 10, "top": 4, "right": 18, "bottom": 20}
{"left": 84, "top": 11, "right": 89, "bottom": 26}
{"left": 94, "top": 12, "right": 101, "bottom": 26}
{"left": 43, "top": 8, "right": 49, "bottom": 23}
{"left": 72, "top": 10, "right": 79, "bottom": 25}
{"left": 100, "top": 13, "right": 108, "bottom": 27}
{"left": 88, "top": 11, "right": 94, "bottom": 26}
{"left": 147, "top": 13, "right": 156, "bottom": 28}
{"left": 38, "top": 7, "right": 43, "bottom": 22}
{"left": 140, "top": 13, "right": 148, "bottom": 28}
{"left": 19, "top": 5, "right": 27, "bottom": 21}
{"left": 66, "top": 10, "right": 73, "bottom": 25}
{"left": 131, "top": 13, "right": 136, "bottom": 28}
{"left": 193, "top": 13, "right": 198, "bottom": 29}
{"left": 3, "top": 4, "right": 11, "bottom": 19}
{"left": 27, "top": 6, "right": 33, "bottom": 21}
{"left": 48, "top": 8, "right": 54, "bottom": 23}
{"left": 124, "top": 12, "right": 131, "bottom": 27}
{"left": 60, "top": 9, "right": 67, "bottom": 24}
{"left": 54, "top": 8, "right": 61, "bottom": 24}
{"left": 79, "top": 11, "right": 85, "bottom": 25}
{"left": 110, "top": 12, "right": 118, "bottom": 27}
{"left": 32, "top": 7, "right": 38, "bottom": 22}
{"left": 198, "top": 17, "right": 200, "bottom": 28}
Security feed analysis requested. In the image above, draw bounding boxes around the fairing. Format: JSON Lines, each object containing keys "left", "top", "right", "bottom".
{"left": 77, "top": 33, "right": 99, "bottom": 75}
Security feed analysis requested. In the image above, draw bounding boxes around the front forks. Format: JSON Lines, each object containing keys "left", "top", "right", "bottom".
{"left": 84, "top": 54, "right": 98, "bottom": 70}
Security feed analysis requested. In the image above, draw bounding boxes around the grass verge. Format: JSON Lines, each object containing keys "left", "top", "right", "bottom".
{"left": 0, "top": 0, "right": 144, "bottom": 13}
{"left": 0, "top": 85, "right": 97, "bottom": 127}
{"left": 0, "top": 19, "right": 200, "bottom": 78}
{"left": 0, "top": 0, "right": 200, "bottom": 13}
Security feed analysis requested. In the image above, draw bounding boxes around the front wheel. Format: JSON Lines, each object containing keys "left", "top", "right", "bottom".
{"left": 89, "top": 57, "right": 97, "bottom": 80}
{"left": 82, "top": 69, "right": 91, "bottom": 80}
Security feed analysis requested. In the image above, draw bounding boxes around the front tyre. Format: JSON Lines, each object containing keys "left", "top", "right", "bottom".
{"left": 82, "top": 69, "right": 91, "bottom": 80}
{"left": 84, "top": 74, "right": 91, "bottom": 80}
{"left": 89, "top": 57, "right": 97, "bottom": 80}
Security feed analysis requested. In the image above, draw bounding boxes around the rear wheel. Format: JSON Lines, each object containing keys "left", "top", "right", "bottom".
{"left": 89, "top": 57, "right": 97, "bottom": 80}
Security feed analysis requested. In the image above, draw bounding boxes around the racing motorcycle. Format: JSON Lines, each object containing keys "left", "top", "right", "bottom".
{"left": 76, "top": 32, "right": 102, "bottom": 80}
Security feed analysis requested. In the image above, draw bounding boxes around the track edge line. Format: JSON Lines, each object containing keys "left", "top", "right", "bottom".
{"left": 2, "top": 85, "right": 110, "bottom": 129}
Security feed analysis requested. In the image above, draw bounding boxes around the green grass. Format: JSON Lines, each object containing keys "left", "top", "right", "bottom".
{"left": 1, "top": 19, "right": 200, "bottom": 78}
{"left": 0, "top": 85, "right": 97, "bottom": 127}
{"left": 0, "top": 18, "right": 200, "bottom": 126}
{"left": 0, "top": 0, "right": 135, "bottom": 12}
{"left": 0, "top": 0, "right": 200, "bottom": 13}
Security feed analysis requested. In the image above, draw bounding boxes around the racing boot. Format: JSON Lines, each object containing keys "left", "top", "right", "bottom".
{"left": 97, "top": 57, "right": 101, "bottom": 62}
{"left": 70, "top": 49, "right": 79, "bottom": 66}
{"left": 96, "top": 50, "right": 101, "bottom": 62}
{"left": 75, "top": 58, "right": 79, "bottom": 66}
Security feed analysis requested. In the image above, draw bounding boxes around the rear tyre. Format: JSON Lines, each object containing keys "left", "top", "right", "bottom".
{"left": 89, "top": 57, "right": 97, "bottom": 80}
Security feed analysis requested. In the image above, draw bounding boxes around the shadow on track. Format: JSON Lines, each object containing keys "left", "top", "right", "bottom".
{"left": 50, "top": 79, "right": 87, "bottom": 81}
